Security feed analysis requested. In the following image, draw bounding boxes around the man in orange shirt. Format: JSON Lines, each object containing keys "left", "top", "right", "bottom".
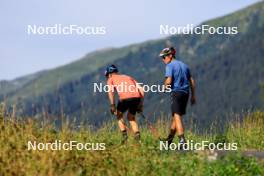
{"left": 105, "top": 65, "right": 144, "bottom": 144}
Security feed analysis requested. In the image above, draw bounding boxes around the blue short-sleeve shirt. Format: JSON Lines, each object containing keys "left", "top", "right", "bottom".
{"left": 165, "top": 59, "right": 191, "bottom": 94}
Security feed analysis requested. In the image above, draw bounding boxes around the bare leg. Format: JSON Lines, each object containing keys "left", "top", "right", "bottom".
{"left": 165, "top": 115, "right": 177, "bottom": 144}
{"left": 173, "top": 113, "right": 184, "bottom": 136}
{"left": 170, "top": 116, "right": 176, "bottom": 132}
{"left": 127, "top": 112, "right": 139, "bottom": 133}
{"left": 116, "top": 111, "right": 126, "bottom": 131}
{"left": 127, "top": 112, "right": 140, "bottom": 142}
{"left": 166, "top": 113, "right": 185, "bottom": 145}
{"left": 173, "top": 113, "right": 186, "bottom": 147}
{"left": 116, "top": 111, "right": 128, "bottom": 144}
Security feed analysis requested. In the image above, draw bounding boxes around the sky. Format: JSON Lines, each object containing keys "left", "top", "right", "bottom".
{"left": 0, "top": 0, "right": 260, "bottom": 80}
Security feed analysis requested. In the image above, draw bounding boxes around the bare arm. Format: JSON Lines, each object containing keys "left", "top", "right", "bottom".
{"left": 133, "top": 80, "right": 145, "bottom": 112}
{"left": 164, "top": 77, "right": 172, "bottom": 89}
{"left": 108, "top": 90, "right": 115, "bottom": 105}
{"left": 189, "top": 77, "right": 196, "bottom": 105}
{"left": 107, "top": 79, "right": 115, "bottom": 105}
{"left": 107, "top": 84, "right": 116, "bottom": 114}
{"left": 137, "top": 85, "right": 144, "bottom": 98}
{"left": 132, "top": 79, "right": 144, "bottom": 98}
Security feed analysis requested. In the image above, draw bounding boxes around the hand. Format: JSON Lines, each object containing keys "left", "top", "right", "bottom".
{"left": 110, "top": 104, "right": 116, "bottom": 114}
{"left": 137, "top": 98, "right": 144, "bottom": 112}
{"left": 191, "top": 96, "right": 196, "bottom": 105}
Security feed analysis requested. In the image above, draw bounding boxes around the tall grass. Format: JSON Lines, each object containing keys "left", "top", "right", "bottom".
{"left": 227, "top": 111, "right": 264, "bottom": 150}
{"left": 0, "top": 104, "right": 263, "bottom": 175}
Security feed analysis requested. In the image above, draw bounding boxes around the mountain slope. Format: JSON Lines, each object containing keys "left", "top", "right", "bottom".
{"left": 0, "top": 71, "right": 47, "bottom": 98}
{"left": 1, "top": 46, "right": 142, "bottom": 101}
{"left": 1, "top": 1, "right": 264, "bottom": 128}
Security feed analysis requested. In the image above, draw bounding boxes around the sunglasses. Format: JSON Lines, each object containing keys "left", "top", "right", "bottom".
{"left": 162, "top": 55, "right": 168, "bottom": 60}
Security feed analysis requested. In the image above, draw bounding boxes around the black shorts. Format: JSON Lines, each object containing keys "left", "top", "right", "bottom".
{"left": 171, "top": 91, "right": 189, "bottom": 116}
{"left": 117, "top": 97, "right": 141, "bottom": 115}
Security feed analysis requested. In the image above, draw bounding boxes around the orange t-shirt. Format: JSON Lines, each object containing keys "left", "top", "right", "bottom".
{"left": 107, "top": 74, "right": 142, "bottom": 100}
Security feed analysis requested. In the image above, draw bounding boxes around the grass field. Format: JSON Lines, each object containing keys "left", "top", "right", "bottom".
{"left": 0, "top": 106, "right": 264, "bottom": 175}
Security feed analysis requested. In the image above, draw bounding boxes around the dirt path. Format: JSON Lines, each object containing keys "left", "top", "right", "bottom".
{"left": 216, "top": 150, "right": 264, "bottom": 160}
{"left": 196, "top": 150, "right": 264, "bottom": 161}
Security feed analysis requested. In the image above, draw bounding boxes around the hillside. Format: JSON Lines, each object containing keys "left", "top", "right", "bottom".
{"left": 1, "top": 1, "right": 264, "bottom": 128}
{"left": 0, "top": 71, "right": 47, "bottom": 97}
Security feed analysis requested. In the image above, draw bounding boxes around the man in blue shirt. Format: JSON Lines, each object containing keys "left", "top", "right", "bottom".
{"left": 159, "top": 47, "right": 196, "bottom": 148}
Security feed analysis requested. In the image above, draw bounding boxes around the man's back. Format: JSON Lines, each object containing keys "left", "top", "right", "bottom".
{"left": 107, "top": 74, "right": 142, "bottom": 100}
{"left": 165, "top": 60, "right": 191, "bottom": 94}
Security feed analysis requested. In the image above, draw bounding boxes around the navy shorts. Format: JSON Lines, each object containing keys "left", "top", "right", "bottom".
{"left": 170, "top": 91, "right": 189, "bottom": 116}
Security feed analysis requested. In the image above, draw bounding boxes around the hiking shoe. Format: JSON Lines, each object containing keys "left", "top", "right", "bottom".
{"left": 134, "top": 132, "right": 141, "bottom": 143}
{"left": 178, "top": 138, "right": 188, "bottom": 151}
{"left": 159, "top": 137, "right": 174, "bottom": 146}
{"left": 121, "top": 135, "right": 128, "bottom": 145}
{"left": 121, "top": 131, "right": 128, "bottom": 145}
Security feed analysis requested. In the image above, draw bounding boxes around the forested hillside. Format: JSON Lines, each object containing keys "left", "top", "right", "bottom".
{"left": 1, "top": 1, "right": 263, "bottom": 129}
